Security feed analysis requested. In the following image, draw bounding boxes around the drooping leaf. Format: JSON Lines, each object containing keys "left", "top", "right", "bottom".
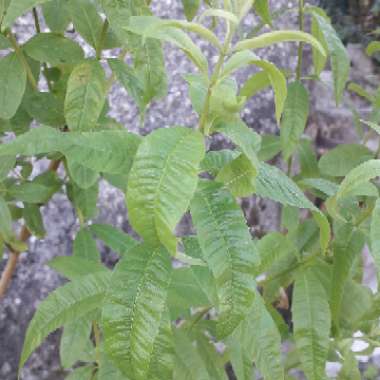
{"left": 23, "top": 203, "right": 45, "bottom": 238}
{"left": 212, "top": 118, "right": 261, "bottom": 166}
{"left": 67, "top": 161, "right": 99, "bottom": 189}
{"left": 42, "top": 0, "right": 71, "bottom": 33}
{"left": 235, "top": 31, "right": 326, "bottom": 58}
{"left": 371, "top": 198, "right": 380, "bottom": 279}
{"left": 336, "top": 159, "right": 380, "bottom": 200}
{"left": 68, "top": 0, "right": 118, "bottom": 49}
{"left": 0, "top": 126, "right": 141, "bottom": 179}
{"left": 231, "top": 293, "right": 284, "bottom": 380}
{"left": 292, "top": 267, "right": 331, "bottom": 380}
{"left": 8, "top": 171, "right": 62, "bottom": 204}
{"left": 24, "top": 33, "right": 84, "bottom": 66}
{"left": 126, "top": 127, "right": 204, "bottom": 253}
{"left": 60, "top": 317, "right": 94, "bottom": 368}
{"left": 258, "top": 135, "right": 282, "bottom": 161}
{"left": 173, "top": 329, "right": 211, "bottom": 380}
{"left": 67, "top": 180, "right": 98, "bottom": 221}
{"left": 330, "top": 226, "right": 365, "bottom": 329}
{"left": 280, "top": 81, "right": 309, "bottom": 161}
{"left": 48, "top": 256, "right": 108, "bottom": 281}
{"left": 64, "top": 60, "right": 107, "bottom": 131}
{"left": 311, "top": 12, "right": 350, "bottom": 104}
{"left": 90, "top": 223, "right": 138, "bottom": 256}
{"left": 73, "top": 227, "right": 100, "bottom": 262}
{"left": 190, "top": 180, "right": 259, "bottom": 338}
{"left": 318, "top": 144, "right": 374, "bottom": 177}
{"left": 0, "top": 52, "right": 27, "bottom": 120}
{"left": 0, "top": 196, "right": 12, "bottom": 241}
{"left": 19, "top": 272, "right": 111, "bottom": 370}
{"left": 102, "top": 243, "right": 173, "bottom": 380}
{"left": 216, "top": 153, "right": 257, "bottom": 197}
{"left": 240, "top": 70, "right": 271, "bottom": 99}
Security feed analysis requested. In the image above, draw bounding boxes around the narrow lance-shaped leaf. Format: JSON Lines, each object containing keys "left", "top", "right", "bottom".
{"left": 311, "top": 12, "right": 350, "bottom": 104}
{"left": 102, "top": 243, "right": 173, "bottom": 380}
{"left": 19, "top": 272, "right": 111, "bottom": 371}
{"left": 126, "top": 127, "right": 205, "bottom": 254}
{"left": 281, "top": 81, "right": 309, "bottom": 161}
{"left": 292, "top": 267, "right": 331, "bottom": 380}
{"left": 0, "top": 52, "right": 27, "bottom": 120}
{"left": 254, "top": 0, "right": 271, "bottom": 25}
{"left": 64, "top": 60, "right": 107, "bottom": 131}
{"left": 336, "top": 159, "right": 380, "bottom": 200}
{"left": 235, "top": 30, "right": 326, "bottom": 58}
{"left": 190, "top": 180, "right": 259, "bottom": 338}
{"left": 370, "top": 199, "right": 380, "bottom": 280}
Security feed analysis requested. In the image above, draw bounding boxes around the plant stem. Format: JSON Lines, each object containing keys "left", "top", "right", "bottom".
{"left": 296, "top": 0, "right": 305, "bottom": 81}
{"left": 0, "top": 160, "right": 61, "bottom": 300}
{"left": 198, "top": 22, "right": 234, "bottom": 133}
{"left": 93, "top": 321, "right": 101, "bottom": 366}
{"left": 8, "top": 33, "right": 38, "bottom": 91}
{"left": 96, "top": 19, "right": 109, "bottom": 60}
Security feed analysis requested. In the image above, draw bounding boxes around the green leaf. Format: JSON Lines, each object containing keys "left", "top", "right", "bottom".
{"left": 19, "top": 272, "right": 111, "bottom": 370}
{"left": 235, "top": 31, "right": 326, "bottom": 58}
{"left": 23, "top": 203, "right": 45, "bottom": 238}
{"left": 190, "top": 180, "right": 259, "bottom": 338}
{"left": 0, "top": 127, "right": 141, "bottom": 178}
{"left": 201, "top": 150, "right": 239, "bottom": 177}
{"left": 330, "top": 226, "right": 365, "bottom": 329}
{"left": 64, "top": 60, "right": 107, "bottom": 131}
{"left": 254, "top": 0, "right": 271, "bottom": 25}
{"left": 311, "top": 12, "right": 350, "bottom": 104}
{"left": 258, "top": 134, "right": 281, "bottom": 161}
{"left": 42, "top": 0, "right": 71, "bottom": 33}
{"left": 371, "top": 199, "right": 380, "bottom": 280}
{"left": 0, "top": 155, "right": 15, "bottom": 180}
{"left": 0, "top": 196, "right": 12, "bottom": 241}
{"left": 48, "top": 256, "right": 108, "bottom": 280}
{"left": 212, "top": 118, "right": 261, "bottom": 166}
{"left": 68, "top": 0, "right": 118, "bottom": 49}
{"left": 0, "top": 34, "right": 11, "bottom": 49}
{"left": 222, "top": 51, "right": 287, "bottom": 123}
{"left": 24, "top": 33, "right": 84, "bottom": 66}
{"left": 310, "top": 10, "right": 328, "bottom": 76}
{"left": 298, "top": 139, "right": 319, "bottom": 178}
{"left": 173, "top": 329, "right": 211, "bottom": 380}
{"left": 67, "top": 161, "right": 99, "bottom": 189}
{"left": 182, "top": 0, "right": 200, "bottom": 20}
{"left": 8, "top": 171, "right": 62, "bottom": 204}
{"left": 2, "top": 0, "right": 50, "bottom": 29}
{"left": 65, "top": 366, "right": 94, "bottom": 380}
{"left": 126, "top": 127, "right": 204, "bottom": 254}
{"left": 336, "top": 159, "right": 380, "bottom": 200}
{"left": 231, "top": 293, "right": 284, "bottom": 380}
{"left": 90, "top": 223, "right": 138, "bottom": 256}
{"left": 240, "top": 70, "right": 271, "bottom": 99}
{"left": 216, "top": 153, "right": 257, "bottom": 197}
{"left": 60, "top": 317, "right": 93, "bottom": 368}
{"left": 102, "top": 243, "right": 173, "bottom": 380}
{"left": 67, "top": 181, "right": 98, "bottom": 221}
{"left": 0, "top": 52, "right": 27, "bottom": 120}
{"left": 318, "top": 144, "right": 374, "bottom": 177}
{"left": 127, "top": 16, "right": 208, "bottom": 73}
{"left": 280, "top": 81, "right": 309, "bottom": 161}
{"left": 168, "top": 267, "right": 211, "bottom": 318}
{"left": 24, "top": 91, "right": 65, "bottom": 127}
{"left": 292, "top": 267, "right": 331, "bottom": 380}
{"left": 366, "top": 41, "right": 380, "bottom": 56}
{"left": 108, "top": 58, "right": 146, "bottom": 113}
{"left": 73, "top": 227, "right": 100, "bottom": 262}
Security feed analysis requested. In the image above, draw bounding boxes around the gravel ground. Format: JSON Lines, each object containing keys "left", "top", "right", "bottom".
{"left": 1, "top": 1, "right": 380, "bottom": 379}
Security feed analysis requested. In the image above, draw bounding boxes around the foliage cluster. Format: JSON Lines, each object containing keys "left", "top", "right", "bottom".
{"left": 0, "top": 0, "right": 380, "bottom": 379}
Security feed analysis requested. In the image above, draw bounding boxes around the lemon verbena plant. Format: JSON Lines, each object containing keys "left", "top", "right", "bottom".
{"left": 0, "top": 0, "right": 379, "bottom": 379}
